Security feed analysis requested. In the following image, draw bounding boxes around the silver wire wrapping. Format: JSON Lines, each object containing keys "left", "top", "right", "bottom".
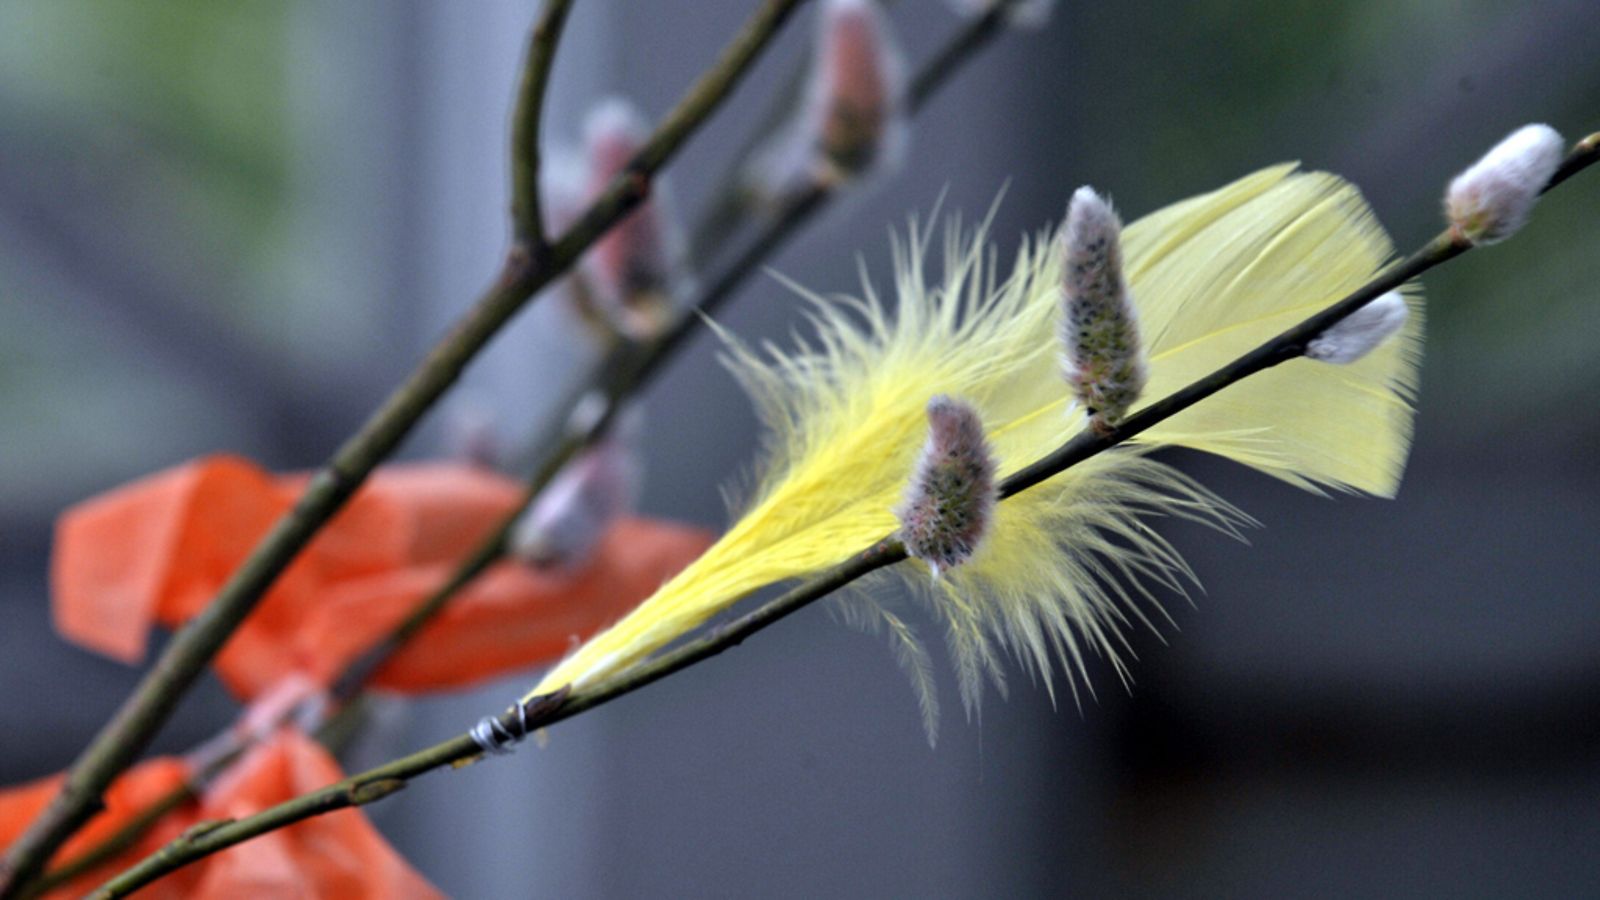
{"left": 470, "top": 701, "right": 532, "bottom": 756}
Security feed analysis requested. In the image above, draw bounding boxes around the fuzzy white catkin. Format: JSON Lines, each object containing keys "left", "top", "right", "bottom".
{"left": 1059, "top": 186, "right": 1147, "bottom": 425}
{"left": 1445, "top": 124, "right": 1565, "bottom": 245}
{"left": 895, "top": 395, "right": 997, "bottom": 579}
{"left": 1305, "top": 291, "right": 1409, "bottom": 364}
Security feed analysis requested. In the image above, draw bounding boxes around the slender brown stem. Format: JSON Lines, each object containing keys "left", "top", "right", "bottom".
{"left": 0, "top": 3, "right": 807, "bottom": 895}
{"left": 1545, "top": 130, "right": 1600, "bottom": 192}
{"left": 907, "top": 2, "right": 1009, "bottom": 110}
{"left": 685, "top": 0, "right": 992, "bottom": 268}
{"left": 25, "top": 687, "right": 376, "bottom": 897}
{"left": 510, "top": 0, "right": 577, "bottom": 247}
{"left": 87, "top": 538, "right": 908, "bottom": 900}
{"left": 92, "top": 132, "right": 1600, "bottom": 900}
{"left": 683, "top": 5, "right": 821, "bottom": 268}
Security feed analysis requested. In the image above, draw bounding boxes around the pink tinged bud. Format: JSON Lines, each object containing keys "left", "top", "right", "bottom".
{"left": 812, "top": 0, "right": 905, "bottom": 179}
{"left": 1445, "top": 124, "right": 1565, "bottom": 245}
{"left": 510, "top": 437, "right": 641, "bottom": 570}
{"left": 942, "top": 0, "right": 1056, "bottom": 28}
{"left": 896, "top": 395, "right": 998, "bottom": 578}
{"left": 748, "top": 0, "right": 906, "bottom": 199}
{"left": 1305, "top": 291, "right": 1409, "bottom": 365}
{"left": 580, "top": 98, "right": 685, "bottom": 340}
{"left": 1058, "top": 186, "right": 1148, "bottom": 427}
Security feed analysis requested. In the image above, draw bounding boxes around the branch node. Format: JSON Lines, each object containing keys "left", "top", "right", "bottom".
{"left": 625, "top": 167, "right": 654, "bottom": 202}
{"left": 175, "top": 819, "right": 232, "bottom": 848}
{"left": 347, "top": 779, "right": 407, "bottom": 806}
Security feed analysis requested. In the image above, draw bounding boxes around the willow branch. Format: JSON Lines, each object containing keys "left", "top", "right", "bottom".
{"left": 93, "top": 133, "right": 1600, "bottom": 900}
{"left": 683, "top": 54, "right": 811, "bottom": 268}
{"left": 29, "top": 369, "right": 629, "bottom": 896}
{"left": 0, "top": 3, "right": 807, "bottom": 894}
{"left": 87, "top": 538, "right": 907, "bottom": 900}
{"left": 907, "top": 2, "right": 1009, "bottom": 109}
{"left": 510, "top": 0, "right": 577, "bottom": 247}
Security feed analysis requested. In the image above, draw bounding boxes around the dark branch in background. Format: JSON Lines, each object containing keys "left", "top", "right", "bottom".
{"left": 683, "top": 43, "right": 813, "bottom": 267}
{"left": 12, "top": 787, "right": 192, "bottom": 900}
{"left": 686, "top": 0, "right": 1004, "bottom": 267}
{"left": 906, "top": 2, "right": 1009, "bottom": 108}
{"left": 91, "top": 129, "right": 1600, "bottom": 900}
{"left": 0, "top": 1, "right": 809, "bottom": 894}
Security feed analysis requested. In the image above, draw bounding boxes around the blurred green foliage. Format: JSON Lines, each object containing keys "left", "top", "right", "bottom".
{"left": 0, "top": 0, "right": 291, "bottom": 229}
{"left": 0, "top": 1, "right": 293, "bottom": 507}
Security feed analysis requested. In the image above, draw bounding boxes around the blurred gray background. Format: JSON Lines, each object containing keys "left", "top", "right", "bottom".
{"left": 2, "top": 1, "right": 1599, "bottom": 897}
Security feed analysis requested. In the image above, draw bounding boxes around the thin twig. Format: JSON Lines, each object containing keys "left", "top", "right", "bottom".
{"left": 23, "top": 687, "right": 375, "bottom": 897}
{"left": 685, "top": 0, "right": 998, "bottom": 267}
{"left": 0, "top": 2, "right": 808, "bottom": 894}
{"left": 907, "top": 2, "right": 1009, "bottom": 110}
{"left": 510, "top": 0, "right": 577, "bottom": 248}
{"left": 92, "top": 133, "right": 1600, "bottom": 900}
{"left": 88, "top": 538, "right": 906, "bottom": 900}
{"left": 683, "top": 65, "right": 810, "bottom": 268}
{"left": 683, "top": 0, "right": 843, "bottom": 267}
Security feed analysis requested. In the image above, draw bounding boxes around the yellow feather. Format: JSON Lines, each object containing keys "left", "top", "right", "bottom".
{"left": 529, "top": 166, "right": 1423, "bottom": 733}
{"left": 1128, "top": 164, "right": 1423, "bottom": 494}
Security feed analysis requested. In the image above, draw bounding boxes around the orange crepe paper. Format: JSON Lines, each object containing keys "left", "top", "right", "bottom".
{"left": 187, "top": 729, "right": 440, "bottom": 899}
{"left": 0, "top": 758, "right": 198, "bottom": 898}
{"left": 52, "top": 455, "right": 712, "bottom": 699}
{"left": 0, "top": 729, "right": 442, "bottom": 898}
{"left": 314, "top": 519, "right": 714, "bottom": 692}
